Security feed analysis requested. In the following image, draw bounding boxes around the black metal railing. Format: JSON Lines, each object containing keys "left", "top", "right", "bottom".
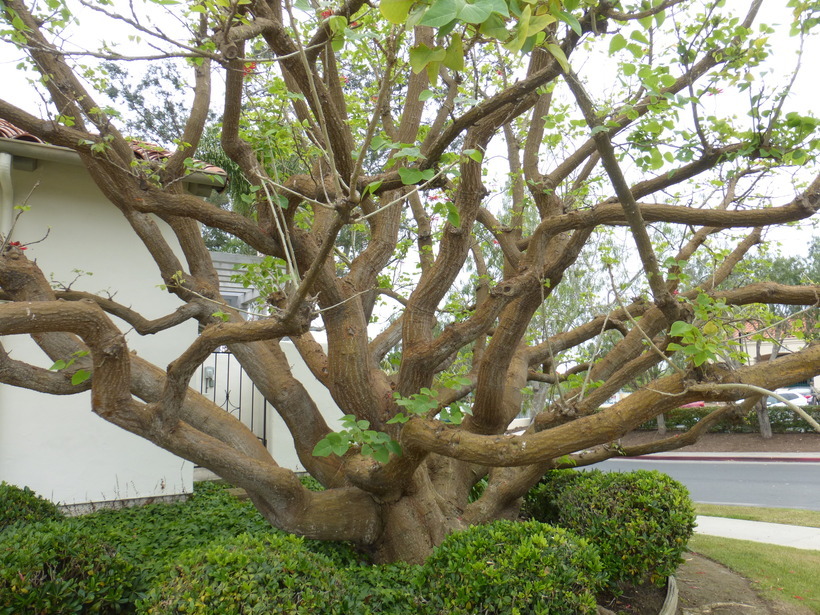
{"left": 198, "top": 347, "right": 268, "bottom": 448}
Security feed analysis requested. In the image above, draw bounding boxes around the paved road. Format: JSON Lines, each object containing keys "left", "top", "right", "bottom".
{"left": 597, "top": 458, "right": 820, "bottom": 510}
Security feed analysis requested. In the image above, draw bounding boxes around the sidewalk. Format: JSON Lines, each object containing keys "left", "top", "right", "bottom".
{"left": 695, "top": 515, "right": 820, "bottom": 550}
{"left": 637, "top": 451, "right": 820, "bottom": 462}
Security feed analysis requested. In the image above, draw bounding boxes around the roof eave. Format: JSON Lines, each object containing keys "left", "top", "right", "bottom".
{"left": 0, "top": 137, "right": 226, "bottom": 192}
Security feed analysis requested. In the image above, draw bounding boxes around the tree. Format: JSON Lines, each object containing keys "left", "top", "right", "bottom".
{"left": 1, "top": 0, "right": 819, "bottom": 564}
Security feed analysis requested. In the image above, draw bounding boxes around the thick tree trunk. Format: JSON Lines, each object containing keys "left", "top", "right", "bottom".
{"left": 367, "top": 470, "right": 465, "bottom": 564}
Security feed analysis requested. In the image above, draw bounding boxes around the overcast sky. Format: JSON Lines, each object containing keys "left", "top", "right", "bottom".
{"left": 1, "top": 0, "right": 817, "bottom": 258}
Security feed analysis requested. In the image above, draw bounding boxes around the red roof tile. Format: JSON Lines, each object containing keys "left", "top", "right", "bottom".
{"left": 1, "top": 118, "right": 226, "bottom": 188}
{"left": 0, "top": 118, "right": 44, "bottom": 142}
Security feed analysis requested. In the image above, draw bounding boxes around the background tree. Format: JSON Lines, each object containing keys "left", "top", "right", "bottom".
{"left": 1, "top": 0, "right": 819, "bottom": 564}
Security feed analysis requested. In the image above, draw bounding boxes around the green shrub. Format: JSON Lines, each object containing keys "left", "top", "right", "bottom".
{"left": 138, "top": 533, "right": 344, "bottom": 614}
{"left": 533, "top": 469, "right": 695, "bottom": 588}
{"left": 422, "top": 520, "right": 604, "bottom": 615}
{"left": 299, "top": 474, "right": 326, "bottom": 491}
{"left": 0, "top": 520, "right": 139, "bottom": 615}
{"left": 521, "top": 469, "right": 589, "bottom": 524}
{"left": 68, "top": 479, "right": 360, "bottom": 579}
{"left": 637, "top": 405, "right": 820, "bottom": 433}
{"left": 0, "top": 482, "right": 63, "bottom": 532}
{"left": 339, "top": 562, "right": 426, "bottom": 614}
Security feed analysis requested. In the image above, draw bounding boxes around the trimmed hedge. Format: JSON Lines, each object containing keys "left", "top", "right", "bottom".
{"left": 139, "top": 533, "right": 344, "bottom": 614}
{"left": 2, "top": 474, "right": 693, "bottom": 613}
{"left": 0, "top": 520, "right": 138, "bottom": 615}
{"left": 422, "top": 520, "right": 605, "bottom": 615}
{"left": 525, "top": 469, "right": 695, "bottom": 587}
{"left": 0, "top": 481, "right": 63, "bottom": 532}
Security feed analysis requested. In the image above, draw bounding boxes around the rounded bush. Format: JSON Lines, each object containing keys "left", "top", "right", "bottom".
{"left": 139, "top": 532, "right": 344, "bottom": 614}
{"left": 0, "top": 482, "right": 63, "bottom": 532}
{"left": 536, "top": 469, "right": 695, "bottom": 587}
{"left": 0, "top": 519, "right": 138, "bottom": 614}
{"left": 422, "top": 520, "right": 604, "bottom": 615}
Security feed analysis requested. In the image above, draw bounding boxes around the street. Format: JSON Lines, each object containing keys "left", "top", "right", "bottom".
{"left": 596, "top": 459, "right": 820, "bottom": 511}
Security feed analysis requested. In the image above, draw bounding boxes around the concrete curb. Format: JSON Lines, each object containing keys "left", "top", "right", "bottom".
{"left": 628, "top": 452, "right": 820, "bottom": 463}
{"left": 660, "top": 576, "right": 678, "bottom": 615}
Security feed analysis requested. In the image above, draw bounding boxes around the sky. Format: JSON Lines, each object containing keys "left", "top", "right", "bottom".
{"left": 1, "top": 0, "right": 817, "bottom": 261}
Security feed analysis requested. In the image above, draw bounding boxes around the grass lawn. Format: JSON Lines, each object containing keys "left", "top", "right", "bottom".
{"left": 688, "top": 534, "right": 820, "bottom": 614}
{"left": 694, "top": 503, "right": 820, "bottom": 529}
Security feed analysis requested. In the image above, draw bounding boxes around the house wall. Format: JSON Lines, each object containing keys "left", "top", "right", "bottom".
{"left": 0, "top": 152, "right": 195, "bottom": 506}
{"left": 742, "top": 337, "right": 820, "bottom": 389}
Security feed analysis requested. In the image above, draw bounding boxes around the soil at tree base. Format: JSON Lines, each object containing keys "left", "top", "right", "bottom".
{"left": 606, "top": 432, "right": 818, "bottom": 615}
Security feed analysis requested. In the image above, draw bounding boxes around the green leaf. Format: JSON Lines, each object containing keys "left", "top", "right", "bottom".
{"left": 669, "top": 321, "right": 693, "bottom": 337}
{"left": 442, "top": 33, "right": 464, "bottom": 71}
{"left": 418, "top": 89, "right": 435, "bottom": 101}
{"left": 420, "top": 0, "right": 458, "bottom": 27}
{"left": 446, "top": 201, "right": 461, "bottom": 227}
{"left": 386, "top": 440, "right": 403, "bottom": 456}
{"left": 398, "top": 167, "right": 435, "bottom": 185}
{"left": 50, "top": 359, "right": 68, "bottom": 371}
{"left": 503, "top": 4, "right": 532, "bottom": 52}
{"left": 630, "top": 30, "right": 650, "bottom": 45}
{"left": 463, "top": 148, "right": 483, "bottom": 162}
{"left": 409, "top": 43, "right": 446, "bottom": 74}
{"left": 609, "top": 33, "right": 627, "bottom": 54}
{"left": 330, "top": 438, "right": 350, "bottom": 457}
{"left": 479, "top": 13, "right": 509, "bottom": 39}
{"left": 556, "top": 10, "right": 581, "bottom": 35}
{"left": 371, "top": 447, "right": 390, "bottom": 463}
{"left": 457, "top": 0, "right": 498, "bottom": 24}
{"left": 387, "top": 413, "right": 409, "bottom": 424}
{"left": 545, "top": 43, "right": 570, "bottom": 72}
{"left": 398, "top": 167, "right": 424, "bottom": 184}
{"left": 380, "top": 0, "right": 415, "bottom": 24}
{"left": 313, "top": 438, "right": 334, "bottom": 457}
{"left": 364, "top": 179, "right": 383, "bottom": 195}
{"left": 327, "top": 15, "right": 347, "bottom": 33}
{"left": 71, "top": 369, "right": 91, "bottom": 385}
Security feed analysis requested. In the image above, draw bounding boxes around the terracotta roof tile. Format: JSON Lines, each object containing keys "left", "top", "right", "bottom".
{"left": 1, "top": 118, "right": 226, "bottom": 188}
{"left": 0, "top": 118, "right": 44, "bottom": 142}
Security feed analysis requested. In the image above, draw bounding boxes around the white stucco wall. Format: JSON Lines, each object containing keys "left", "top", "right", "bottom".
{"left": 0, "top": 149, "right": 195, "bottom": 506}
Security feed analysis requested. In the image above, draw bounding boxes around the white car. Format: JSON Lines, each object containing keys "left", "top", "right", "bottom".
{"left": 766, "top": 391, "right": 810, "bottom": 408}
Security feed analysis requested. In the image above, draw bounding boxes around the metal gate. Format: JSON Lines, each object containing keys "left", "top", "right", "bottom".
{"left": 198, "top": 347, "right": 269, "bottom": 447}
